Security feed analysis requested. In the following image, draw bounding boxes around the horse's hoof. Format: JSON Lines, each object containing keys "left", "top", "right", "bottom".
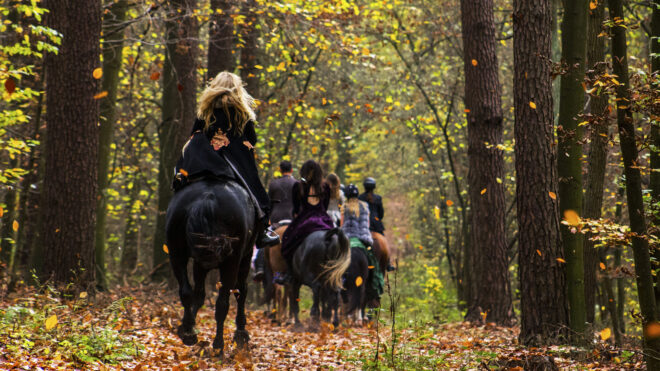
{"left": 233, "top": 330, "right": 250, "bottom": 348}
{"left": 177, "top": 326, "right": 198, "bottom": 346}
{"left": 212, "top": 337, "right": 224, "bottom": 350}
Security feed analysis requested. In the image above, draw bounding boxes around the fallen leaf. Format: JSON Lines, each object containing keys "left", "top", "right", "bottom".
{"left": 45, "top": 315, "right": 58, "bottom": 330}
{"left": 564, "top": 210, "right": 580, "bottom": 226}
{"left": 79, "top": 292, "right": 88, "bottom": 299}
{"left": 600, "top": 327, "right": 611, "bottom": 341}
{"left": 644, "top": 321, "right": 660, "bottom": 339}
{"left": 94, "top": 91, "right": 108, "bottom": 99}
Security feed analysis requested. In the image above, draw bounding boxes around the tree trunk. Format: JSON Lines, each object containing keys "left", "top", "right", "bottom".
{"left": 649, "top": 0, "right": 660, "bottom": 315}
{"left": 95, "top": 0, "right": 129, "bottom": 291}
{"left": 513, "top": 0, "right": 568, "bottom": 345}
{"left": 608, "top": 0, "right": 660, "bottom": 366}
{"left": 0, "top": 179, "right": 18, "bottom": 272}
{"left": 460, "top": 0, "right": 514, "bottom": 326}
{"left": 208, "top": 0, "right": 235, "bottom": 79}
{"left": 557, "top": 0, "right": 588, "bottom": 340}
{"left": 240, "top": 0, "right": 259, "bottom": 98}
{"left": 41, "top": 0, "right": 101, "bottom": 289}
{"left": 583, "top": 0, "right": 608, "bottom": 325}
{"left": 120, "top": 182, "right": 139, "bottom": 276}
{"left": 152, "top": 0, "right": 199, "bottom": 281}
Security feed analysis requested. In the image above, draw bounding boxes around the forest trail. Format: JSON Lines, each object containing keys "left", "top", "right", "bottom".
{"left": 0, "top": 285, "right": 643, "bottom": 370}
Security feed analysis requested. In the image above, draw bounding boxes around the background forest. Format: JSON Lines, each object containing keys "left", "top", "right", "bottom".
{"left": 1, "top": 0, "right": 660, "bottom": 369}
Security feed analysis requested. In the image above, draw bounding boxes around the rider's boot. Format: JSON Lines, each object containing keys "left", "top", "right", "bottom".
{"left": 256, "top": 217, "right": 279, "bottom": 249}
{"left": 252, "top": 249, "right": 266, "bottom": 282}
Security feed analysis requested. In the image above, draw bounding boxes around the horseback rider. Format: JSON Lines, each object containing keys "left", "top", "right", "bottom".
{"left": 253, "top": 160, "right": 297, "bottom": 281}
{"left": 340, "top": 184, "right": 384, "bottom": 307}
{"left": 325, "top": 173, "right": 344, "bottom": 227}
{"left": 173, "top": 71, "right": 279, "bottom": 249}
{"left": 275, "top": 160, "right": 335, "bottom": 284}
{"left": 358, "top": 177, "right": 395, "bottom": 272}
{"left": 358, "top": 177, "right": 384, "bottom": 234}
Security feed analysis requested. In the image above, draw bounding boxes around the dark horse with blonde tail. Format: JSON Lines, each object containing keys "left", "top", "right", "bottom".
{"left": 289, "top": 228, "right": 351, "bottom": 328}
{"left": 166, "top": 178, "right": 259, "bottom": 353}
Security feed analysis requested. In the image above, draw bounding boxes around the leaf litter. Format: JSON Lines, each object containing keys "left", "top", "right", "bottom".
{"left": 0, "top": 285, "right": 645, "bottom": 370}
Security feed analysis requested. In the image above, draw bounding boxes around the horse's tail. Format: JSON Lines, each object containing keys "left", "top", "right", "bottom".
{"left": 186, "top": 192, "right": 233, "bottom": 261}
{"left": 319, "top": 228, "right": 351, "bottom": 290}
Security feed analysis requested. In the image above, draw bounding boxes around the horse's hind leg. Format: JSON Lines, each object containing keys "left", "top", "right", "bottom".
{"left": 289, "top": 282, "right": 302, "bottom": 327}
{"left": 170, "top": 250, "right": 198, "bottom": 345}
{"left": 191, "top": 261, "right": 209, "bottom": 320}
{"left": 233, "top": 255, "right": 251, "bottom": 348}
{"left": 212, "top": 263, "right": 238, "bottom": 351}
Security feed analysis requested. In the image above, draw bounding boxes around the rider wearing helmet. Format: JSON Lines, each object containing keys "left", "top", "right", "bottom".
{"left": 358, "top": 177, "right": 384, "bottom": 234}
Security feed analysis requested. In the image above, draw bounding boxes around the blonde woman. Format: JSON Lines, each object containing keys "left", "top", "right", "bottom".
{"left": 174, "top": 71, "right": 278, "bottom": 248}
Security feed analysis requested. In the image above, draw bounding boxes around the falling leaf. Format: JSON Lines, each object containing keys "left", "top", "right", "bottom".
{"left": 600, "top": 327, "right": 611, "bottom": 341}
{"left": 548, "top": 191, "right": 557, "bottom": 200}
{"left": 556, "top": 258, "right": 566, "bottom": 263}
{"left": 529, "top": 101, "right": 537, "bottom": 109}
{"left": 163, "top": 244, "right": 169, "bottom": 254}
{"left": 216, "top": 282, "right": 223, "bottom": 290}
{"left": 433, "top": 206, "right": 440, "bottom": 220}
{"left": 0, "top": 206, "right": 3, "bottom": 218}
{"left": 480, "top": 188, "right": 487, "bottom": 195}
{"left": 92, "top": 68, "right": 103, "bottom": 79}
{"left": 79, "top": 292, "right": 88, "bottom": 299}
{"left": 446, "top": 200, "right": 454, "bottom": 207}
{"left": 644, "top": 321, "right": 660, "bottom": 339}
{"left": 589, "top": 1, "right": 598, "bottom": 10}
{"left": 355, "top": 276, "right": 363, "bottom": 287}
{"left": 464, "top": 108, "right": 470, "bottom": 113}
{"left": 150, "top": 72, "right": 161, "bottom": 81}
{"left": 45, "top": 315, "right": 58, "bottom": 330}
{"left": 179, "top": 168, "right": 189, "bottom": 177}
{"left": 5, "top": 78, "right": 16, "bottom": 95}
{"left": 599, "top": 262, "right": 606, "bottom": 270}
{"left": 564, "top": 210, "right": 580, "bottom": 226}
{"left": 418, "top": 156, "right": 424, "bottom": 162}
{"left": 471, "top": 59, "right": 478, "bottom": 66}
{"left": 94, "top": 91, "right": 108, "bottom": 100}
{"left": 311, "top": 146, "right": 318, "bottom": 154}
{"left": 368, "top": 265, "right": 375, "bottom": 269}
{"left": 12, "top": 220, "right": 18, "bottom": 232}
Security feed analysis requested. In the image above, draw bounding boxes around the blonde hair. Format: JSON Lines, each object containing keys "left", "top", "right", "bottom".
{"left": 343, "top": 198, "right": 360, "bottom": 218}
{"left": 197, "top": 71, "right": 256, "bottom": 134}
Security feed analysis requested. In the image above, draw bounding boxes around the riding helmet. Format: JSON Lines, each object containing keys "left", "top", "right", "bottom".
{"left": 363, "top": 177, "right": 376, "bottom": 191}
{"left": 345, "top": 184, "right": 359, "bottom": 199}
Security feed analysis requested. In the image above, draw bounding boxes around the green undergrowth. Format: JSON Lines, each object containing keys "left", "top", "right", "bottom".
{"left": 0, "top": 286, "right": 141, "bottom": 367}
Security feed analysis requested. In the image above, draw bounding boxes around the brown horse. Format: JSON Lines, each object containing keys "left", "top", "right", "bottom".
{"left": 371, "top": 231, "right": 391, "bottom": 273}
{"left": 264, "top": 225, "right": 290, "bottom": 323}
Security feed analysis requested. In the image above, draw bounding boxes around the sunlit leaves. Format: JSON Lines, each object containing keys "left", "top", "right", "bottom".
{"left": 45, "top": 315, "right": 58, "bottom": 330}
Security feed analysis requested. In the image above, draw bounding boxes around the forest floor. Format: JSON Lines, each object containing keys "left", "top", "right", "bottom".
{"left": 0, "top": 284, "right": 646, "bottom": 370}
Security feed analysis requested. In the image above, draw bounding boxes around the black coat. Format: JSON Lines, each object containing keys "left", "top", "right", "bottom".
{"left": 358, "top": 192, "right": 384, "bottom": 234}
{"left": 175, "top": 107, "right": 270, "bottom": 215}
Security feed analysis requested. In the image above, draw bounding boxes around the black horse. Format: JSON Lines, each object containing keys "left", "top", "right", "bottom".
{"left": 166, "top": 178, "right": 259, "bottom": 352}
{"left": 288, "top": 228, "right": 351, "bottom": 328}
{"left": 341, "top": 246, "right": 369, "bottom": 325}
